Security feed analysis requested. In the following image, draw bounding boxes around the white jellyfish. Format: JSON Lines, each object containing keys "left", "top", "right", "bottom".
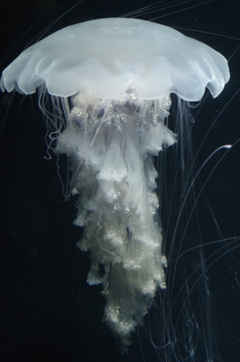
{"left": 0, "top": 17, "right": 230, "bottom": 352}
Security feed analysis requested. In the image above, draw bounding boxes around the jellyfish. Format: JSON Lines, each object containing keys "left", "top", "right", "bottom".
{"left": 0, "top": 16, "right": 231, "bottom": 357}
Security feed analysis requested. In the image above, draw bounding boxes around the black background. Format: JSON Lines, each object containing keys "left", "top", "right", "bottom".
{"left": 1, "top": 1, "right": 240, "bottom": 361}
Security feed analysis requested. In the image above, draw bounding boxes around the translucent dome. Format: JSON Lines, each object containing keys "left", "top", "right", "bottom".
{"left": 0, "top": 18, "right": 229, "bottom": 101}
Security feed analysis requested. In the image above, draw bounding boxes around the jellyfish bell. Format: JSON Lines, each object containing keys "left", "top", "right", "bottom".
{"left": 1, "top": 18, "right": 229, "bottom": 100}
{"left": 0, "top": 17, "right": 230, "bottom": 348}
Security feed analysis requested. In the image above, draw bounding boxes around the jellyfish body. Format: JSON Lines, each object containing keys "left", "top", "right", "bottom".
{"left": 0, "top": 18, "right": 229, "bottom": 345}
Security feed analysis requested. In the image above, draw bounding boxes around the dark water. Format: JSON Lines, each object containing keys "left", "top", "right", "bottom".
{"left": 1, "top": 1, "right": 240, "bottom": 361}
